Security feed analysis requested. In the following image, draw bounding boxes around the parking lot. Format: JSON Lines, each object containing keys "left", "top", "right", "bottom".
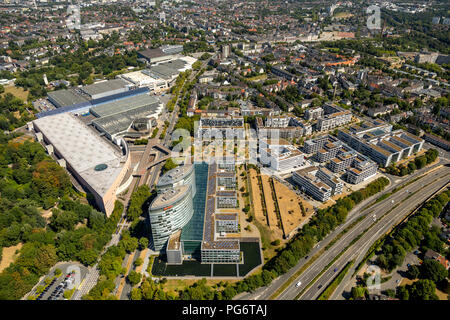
{"left": 31, "top": 262, "right": 88, "bottom": 300}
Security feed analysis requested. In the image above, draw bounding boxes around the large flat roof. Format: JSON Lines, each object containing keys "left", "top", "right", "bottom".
{"left": 202, "top": 163, "right": 239, "bottom": 251}
{"left": 33, "top": 113, "right": 128, "bottom": 197}
{"left": 81, "top": 79, "right": 129, "bottom": 97}
{"left": 90, "top": 94, "right": 160, "bottom": 118}
{"left": 48, "top": 89, "right": 89, "bottom": 108}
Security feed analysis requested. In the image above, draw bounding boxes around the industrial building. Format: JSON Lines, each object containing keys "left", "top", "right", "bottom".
{"left": 47, "top": 79, "right": 131, "bottom": 109}
{"left": 38, "top": 85, "right": 150, "bottom": 119}
{"left": 90, "top": 93, "right": 163, "bottom": 142}
{"left": 30, "top": 113, "right": 132, "bottom": 216}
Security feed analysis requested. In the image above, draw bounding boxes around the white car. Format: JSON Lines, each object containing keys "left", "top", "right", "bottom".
{"left": 295, "top": 281, "right": 302, "bottom": 288}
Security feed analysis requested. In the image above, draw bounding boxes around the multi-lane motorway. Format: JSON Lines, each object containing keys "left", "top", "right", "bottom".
{"left": 237, "top": 157, "right": 449, "bottom": 301}
{"left": 291, "top": 165, "right": 449, "bottom": 300}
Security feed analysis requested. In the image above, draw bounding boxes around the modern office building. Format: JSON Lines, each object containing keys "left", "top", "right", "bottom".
{"left": 259, "top": 138, "right": 304, "bottom": 172}
{"left": 256, "top": 116, "right": 311, "bottom": 140}
{"left": 265, "top": 116, "right": 291, "bottom": 128}
{"left": 292, "top": 166, "right": 332, "bottom": 202}
{"left": 156, "top": 164, "right": 196, "bottom": 196}
{"left": 316, "top": 167, "right": 344, "bottom": 195}
{"left": 148, "top": 185, "right": 194, "bottom": 251}
{"left": 346, "top": 155, "right": 378, "bottom": 184}
{"left": 303, "top": 135, "right": 329, "bottom": 154}
{"left": 196, "top": 116, "right": 246, "bottom": 140}
{"left": 150, "top": 162, "right": 242, "bottom": 265}
{"left": 337, "top": 120, "right": 424, "bottom": 167}
{"left": 303, "top": 134, "right": 379, "bottom": 184}
{"left": 201, "top": 163, "right": 240, "bottom": 264}
{"left": 316, "top": 139, "right": 342, "bottom": 163}
{"left": 30, "top": 113, "right": 132, "bottom": 216}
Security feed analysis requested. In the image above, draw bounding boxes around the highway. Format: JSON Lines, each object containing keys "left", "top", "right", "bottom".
{"left": 236, "top": 158, "right": 449, "bottom": 300}
{"left": 292, "top": 165, "right": 450, "bottom": 300}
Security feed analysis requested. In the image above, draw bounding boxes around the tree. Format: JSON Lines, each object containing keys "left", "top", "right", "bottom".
{"left": 139, "top": 237, "right": 149, "bottom": 250}
{"left": 408, "top": 279, "right": 439, "bottom": 300}
{"left": 420, "top": 260, "right": 448, "bottom": 283}
{"left": 130, "top": 287, "right": 142, "bottom": 300}
{"left": 408, "top": 265, "right": 420, "bottom": 279}
{"left": 127, "top": 270, "right": 142, "bottom": 286}
{"left": 134, "top": 258, "right": 143, "bottom": 267}
{"left": 351, "top": 286, "right": 367, "bottom": 299}
{"left": 396, "top": 285, "right": 409, "bottom": 300}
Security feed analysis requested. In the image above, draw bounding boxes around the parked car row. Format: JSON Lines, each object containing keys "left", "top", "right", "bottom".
{"left": 36, "top": 277, "right": 58, "bottom": 300}
{"left": 37, "top": 271, "right": 76, "bottom": 301}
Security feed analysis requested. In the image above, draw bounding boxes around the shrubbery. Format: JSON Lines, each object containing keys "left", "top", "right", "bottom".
{"left": 386, "top": 149, "right": 438, "bottom": 176}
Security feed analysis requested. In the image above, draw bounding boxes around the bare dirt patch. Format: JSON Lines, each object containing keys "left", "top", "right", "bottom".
{"left": 260, "top": 175, "right": 278, "bottom": 229}
{"left": 272, "top": 179, "right": 313, "bottom": 237}
{"left": 3, "top": 85, "right": 29, "bottom": 101}
{"left": 0, "top": 243, "right": 23, "bottom": 272}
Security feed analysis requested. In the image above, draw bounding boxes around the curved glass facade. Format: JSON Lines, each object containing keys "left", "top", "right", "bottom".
{"left": 149, "top": 185, "right": 194, "bottom": 250}
{"left": 156, "top": 164, "right": 196, "bottom": 196}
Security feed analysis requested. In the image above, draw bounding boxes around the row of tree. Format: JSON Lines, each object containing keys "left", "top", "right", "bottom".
{"left": 376, "top": 189, "right": 449, "bottom": 272}
{"left": 385, "top": 149, "right": 439, "bottom": 176}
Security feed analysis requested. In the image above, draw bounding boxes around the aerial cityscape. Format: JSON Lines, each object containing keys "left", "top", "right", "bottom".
{"left": 0, "top": 0, "right": 449, "bottom": 307}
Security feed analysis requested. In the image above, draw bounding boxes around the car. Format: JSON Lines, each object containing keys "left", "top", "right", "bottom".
{"left": 414, "top": 250, "right": 419, "bottom": 255}
{"left": 396, "top": 279, "right": 400, "bottom": 284}
{"left": 334, "top": 268, "right": 338, "bottom": 272}
{"left": 318, "top": 284, "right": 323, "bottom": 289}
{"left": 407, "top": 264, "right": 411, "bottom": 268}
{"left": 295, "top": 281, "right": 302, "bottom": 288}
{"left": 305, "top": 256, "right": 308, "bottom": 259}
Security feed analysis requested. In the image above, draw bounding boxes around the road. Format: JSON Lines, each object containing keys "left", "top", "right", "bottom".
{"left": 236, "top": 158, "right": 449, "bottom": 300}
{"left": 292, "top": 166, "right": 449, "bottom": 300}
